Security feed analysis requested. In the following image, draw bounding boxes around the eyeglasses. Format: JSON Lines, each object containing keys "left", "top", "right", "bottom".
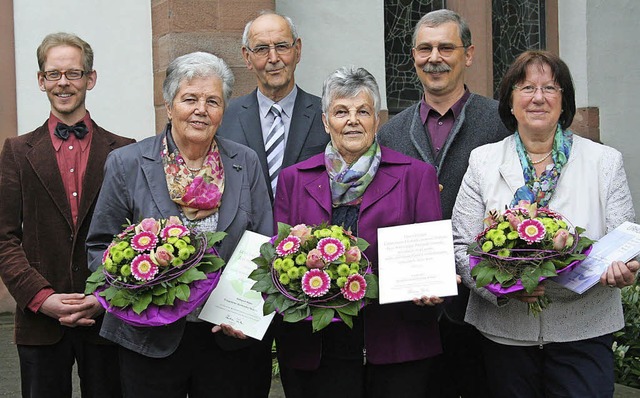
{"left": 246, "top": 41, "right": 296, "bottom": 57}
{"left": 413, "top": 44, "right": 466, "bottom": 57}
{"left": 513, "top": 85, "right": 563, "bottom": 97}
{"left": 40, "top": 69, "right": 89, "bottom": 81}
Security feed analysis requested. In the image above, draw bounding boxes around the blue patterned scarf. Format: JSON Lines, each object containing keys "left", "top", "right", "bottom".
{"left": 511, "top": 125, "right": 573, "bottom": 207}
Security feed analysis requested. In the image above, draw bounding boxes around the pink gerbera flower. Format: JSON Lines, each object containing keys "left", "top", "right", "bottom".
{"left": 517, "top": 219, "right": 546, "bottom": 244}
{"left": 342, "top": 274, "right": 367, "bottom": 301}
{"left": 317, "top": 237, "right": 345, "bottom": 262}
{"left": 102, "top": 242, "right": 115, "bottom": 262}
{"left": 117, "top": 224, "right": 136, "bottom": 239}
{"left": 160, "top": 224, "right": 189, "bottom": 239}
{"left": 131, "top": 254, "right": 159, "bottom": 281}
{"left": 301, "top": 269, "right": 331, "bottom": 297}
{"left": 130, "top": 231, "right": 158, "bottom": 252}
{"left": 276, "top": 236, "right": 301, "bottom": 256}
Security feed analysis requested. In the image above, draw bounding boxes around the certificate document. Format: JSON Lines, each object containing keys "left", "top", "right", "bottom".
{"left": 199, "top": 230, "right": 274, "bottom": 340}
{"left": 555, "top": 221, "right": 640, "bottom": 294}
{"left": 377, "top": 219, "right": 458, "bottom": 304}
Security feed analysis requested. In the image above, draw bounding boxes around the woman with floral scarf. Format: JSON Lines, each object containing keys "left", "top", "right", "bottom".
{"left": 452, "top": 50, "right": 639, "bottom": 397}
{"left": 273, "top": 66, "right": 447, "bottom": 398}
{"left": 86, "top": 52, "right": 273, "bottom": 397}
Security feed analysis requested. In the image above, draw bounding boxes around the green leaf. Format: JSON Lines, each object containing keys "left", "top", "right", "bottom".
{"left": 248, "top": 267, "right": 270, "bottom": 281}
{"left": 252, "top": 256, "right": 270, "bottom": 268}
{"left": 259, "top": 242, "right": 276, "bottom": 262}
{"left": 311, "top": 307, "right": 334, "bottom": 332}
{"left": 205, "top": 231, "right": 227, "bottom": 246}
{"left": 277, "top": 222, "right": 292, "bottom": 241}
{"left": 251, "top": 274, "right": 276, "bottom": 293}
{"left": 166, "top": 286, "right": 176, "bottom": 305}
{"left": 175, "top": 284, "right": 191, "bottom": 302}
{"left": 176, "top": 267, "right": 207, "bottom": 284}
{"left": 152, "top": 285, "right": 168, "bottom": 296}
{"left": 520, "top": 266, "right": 541, "bottom": 293}
{"left": 364, "top": 274, "right": 379, "bottom": 299}
{"left": 263, "top": 294, "right": 277, "bottom": 315}
{"left": 86, "top": 267, "right": 106, "bottom": 283}
{"left": 101, "top": 286, "right": 119, "bottom": 301}
{"left": 109, "top": 289, "right": 130, "bottom": 308}
{"left": 336, "top": 301, "right": 360, "bottom": 316}
{"left": 283, "top": 306, "right": 310, "bottom": 323}
{"left": 336, "top": 311, "right": 354, "bottom": 328}
{"left": 494, "top": 269, "right": 514, "bottom": 285}
{"left": 152, "top": 293, "right": 167, "bottom": 306}
{"left": 539, "top": 261, "right": 558, "bottom": 277}
{"left": 474, "top": 265, "right": 497, "bottom": 288}
{"left": 355, "top": 237, "right": 369, "bottom": 252}
{"left": 132, "top": 291, "right": 153, "bottom": 314}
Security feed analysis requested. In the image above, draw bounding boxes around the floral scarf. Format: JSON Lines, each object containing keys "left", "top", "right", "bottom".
{"left": 324, "top": 139, "right": 381, "bottom": 206}
{"left": 162, "top": 130, "right": 225, "bottom": 220}
{"left": 511, "top": 124, "right": 572, "bottom": 207}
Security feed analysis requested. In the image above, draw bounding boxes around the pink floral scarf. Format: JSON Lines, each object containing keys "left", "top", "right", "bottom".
{"left": 161, "top": 135, "right": 224, "bottom": 220}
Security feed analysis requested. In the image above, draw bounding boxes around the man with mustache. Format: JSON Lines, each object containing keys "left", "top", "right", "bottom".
{"left": 0, "top": 32, "right": 134, "bottom": 397}
{"left": 218, "top": 11, "right": 328, "bottom": 202}
{"left": 378, "top": 9, "right": 510, "bottom": 398}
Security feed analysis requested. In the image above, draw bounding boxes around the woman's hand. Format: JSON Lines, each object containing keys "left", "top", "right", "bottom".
{"left": 412, "top": 295, "right": 444, "bottom": 307}
{"left": 600, "top": 260, "right": 640, "bottom": 288}
{"left": 506, "top": 284, "right": 545, "bottom": 303}
{"left": 212, "top": 323, "right": 247, "bottom": 339}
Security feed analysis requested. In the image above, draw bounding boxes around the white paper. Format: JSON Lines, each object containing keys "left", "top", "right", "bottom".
{"left": 555, "top": 221, "right": 640, "bottom": 294}
{"left": 199, "top": 230, "right": 275, "bottom": 340}
{"left": 377, "top": 220, "right": 458, "bottom": 304}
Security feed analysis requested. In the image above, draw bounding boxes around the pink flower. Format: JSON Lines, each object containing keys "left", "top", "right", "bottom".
{"left": 276, "top": 236, "right": 301, "bottom": 256}
{"left": 102, "top": 242, "right": 115, "bottom": 262}
{"left": 553, "top": 229, "right": 570, "bottom": 250}
{"left": 135, "top": 218, "right": 161, "bottom": 235}
{"left": 117, "top": 224, "right": 136, "bottom": 239}
{"left": 317, "top": 237, "right": 345, "bottom": 262}
{"left": 130, "top": 231, "right": 158, "bottom": 252}
{"left": 160, "top": 224, "right": 189, "bottom": 239}
{"left": 166, "top": 216, "right": 182, "bottom": 226}
{"left": 131, "top": 254, "right": 159, "bottom": 281}
{"left": 182, "top": 176, "right": 222, "bottom": 210}
{"left": 506, "top": 212, "right": 521, "bottom": 231}
{"left": 290, "top": 224, "right": 313, "bottom": 244}
{"left": 517, "top": 219, "right": 546, "bottom": 244}
{"left": 150, "top": 246, "right": 174, "bottom": 267}
{"left": 301, "top": 269, "right": 331, "bottom": 297}
{"left": 344, "top": 247, "right": 362, "bottom": 263}
{"left": 305, "top": 249, "right": 325, "bottom": 269}
{"left": 341, "top": 274, "right": 367, "bottom": 301}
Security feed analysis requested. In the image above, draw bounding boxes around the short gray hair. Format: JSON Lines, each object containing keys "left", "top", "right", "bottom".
{"left": 162, "top": 52, "right": 234, "bottom": 108}
{"left": 321, "top": 66, "right": 381, "bottom": 116}
{"left": 412, "top": 9, "right": 472, "bottom": 48}
{"left": 242, "top": 10, "right": 299, "bottom": 48}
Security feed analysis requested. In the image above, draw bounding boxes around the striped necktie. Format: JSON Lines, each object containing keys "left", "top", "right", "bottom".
{"left": 265, "top": 104, "right": 286, "bottom": 196}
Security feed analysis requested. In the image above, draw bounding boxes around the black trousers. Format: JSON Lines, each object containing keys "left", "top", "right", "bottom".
{"left": 118, "top": 322, "right": 272, "bottom": 398}
{"left": 429, "top": 317, "right": 491, "bottom": 397}
{"left": 481, "top": 333, "right": 615, "bottom": 398}
{"left": 17, "top": 327, "right": 121, "bottom": 398}
{"left": 279, "top": 355, "right": 436, "bottom": 398}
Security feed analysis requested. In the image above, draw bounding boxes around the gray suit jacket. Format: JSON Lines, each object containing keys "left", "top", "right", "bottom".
{"left": 86, "top": 130, "right": 273, "bottom": 358}
{"left": 217, "top": 87, "right": 329, "bottom": 200}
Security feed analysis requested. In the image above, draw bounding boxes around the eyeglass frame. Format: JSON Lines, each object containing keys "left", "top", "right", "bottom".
{"left": 413, "top": 44, "right": 467, "bottom": 58}
{"left": 245, "top": 40, "right": 297, "bottom": 57}
{"left": 512, "top": 84, "right": 563, "bottom": 97}
{"left": 39, "top": 69, "right": 91, "bottom": 81}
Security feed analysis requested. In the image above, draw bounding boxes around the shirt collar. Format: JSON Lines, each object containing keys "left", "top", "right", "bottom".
{"left": 419, "top": 86, "right": 471, "bottom": 124}
{"left": 48, "top": 111, "right": 93, "bottom": 151}
{"left": 257, "top": 86, "right": 298, "bottom": 120}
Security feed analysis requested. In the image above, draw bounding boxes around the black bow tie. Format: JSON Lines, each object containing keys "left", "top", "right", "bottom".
{"left": 54, "top": 121, "right": 88, "bottom": 140}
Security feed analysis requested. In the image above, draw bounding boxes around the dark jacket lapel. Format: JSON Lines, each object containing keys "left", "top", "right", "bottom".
{"left": 284, "top": 88, "right": 318, "bottom": 168}
{"left": 141, "top": 133, "right": 182, "bottom": 218}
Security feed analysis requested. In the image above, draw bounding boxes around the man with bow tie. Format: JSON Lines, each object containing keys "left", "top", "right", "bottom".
{"left": 0, "top": 32, "right": 134, "bottom": 397}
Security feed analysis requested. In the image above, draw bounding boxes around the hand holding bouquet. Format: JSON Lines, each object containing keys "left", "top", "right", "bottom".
{"left": 468, "top": 201, "right": 593, "bottom": 315}
{"left": 249, "top": 223, "right": 378, "bottom": 332}
{"left": 85, "top": 217, "right": 226, "bottom": 326}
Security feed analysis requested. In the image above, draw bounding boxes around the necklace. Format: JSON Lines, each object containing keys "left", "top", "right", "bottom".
{"left": 528, "top": 150, "right": 553, "bottom": 165}
{"left": 186, "top": 165, "right": 202, "bottom": 172}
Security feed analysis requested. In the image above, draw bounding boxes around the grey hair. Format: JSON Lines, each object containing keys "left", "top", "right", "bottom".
{"left": 321, "top": 66, "right": 381, "bottom": 116}
{"left": 162, "top": 52, "right": 234, "bottom": 108}
{"left": 412, "top": 9, "right": 472, "bottom": 48}
{"left": 242, "top": 10, "right": 299, "bottom": 48}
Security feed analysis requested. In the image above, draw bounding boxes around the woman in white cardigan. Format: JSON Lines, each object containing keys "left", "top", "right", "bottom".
{"left": 452, "top": 50, "right": 639, "bottom": 397}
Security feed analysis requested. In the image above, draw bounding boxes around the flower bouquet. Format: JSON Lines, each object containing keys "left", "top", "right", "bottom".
{"left": 85, "top": 217, "right": 226, "bottom": 326}
{"left": 249, "top": 222, "right": 378, "bottom": 332}
{"left": 467, "top": 201, "right": 594, "bottom": 315}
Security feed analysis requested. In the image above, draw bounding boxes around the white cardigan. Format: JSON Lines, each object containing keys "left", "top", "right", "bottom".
{"left": 452, "top": 134, "right": 635, "bottom": 343}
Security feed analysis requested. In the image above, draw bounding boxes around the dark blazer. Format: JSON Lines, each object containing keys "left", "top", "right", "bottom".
{"left": 273, "top": 146, "right": 444, "bottom": 369}
{"left": 217, "top": 86, "right": 329, "bottom": 200}
{"left": 0, "top": 120, "right": 134, "bottom": 345}
{"left": 85, "top": 131, "right": 273, "bottom": 358}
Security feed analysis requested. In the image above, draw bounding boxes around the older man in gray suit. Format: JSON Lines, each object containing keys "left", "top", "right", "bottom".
{"left": 378, "top": 9, "right": 510, "bottom": 398}
{"left": 217, "top": 11, "right": 328, "bottom": 202}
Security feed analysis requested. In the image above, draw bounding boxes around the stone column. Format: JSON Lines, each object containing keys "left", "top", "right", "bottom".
{"left": 151, "top": 0, "right": 274, "bottom": 133}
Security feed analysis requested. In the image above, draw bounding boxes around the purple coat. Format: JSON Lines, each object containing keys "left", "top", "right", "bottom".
{"left": 273, "top": 146, "right": 443, "bottom": 369}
